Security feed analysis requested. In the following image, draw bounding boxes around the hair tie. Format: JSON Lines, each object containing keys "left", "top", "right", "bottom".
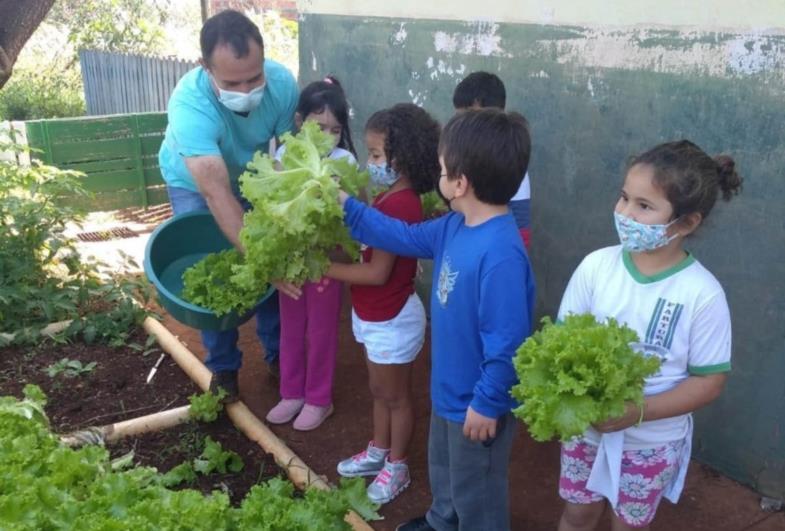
{"left": 323, "top": 77, "right": 333, "bottom": 85}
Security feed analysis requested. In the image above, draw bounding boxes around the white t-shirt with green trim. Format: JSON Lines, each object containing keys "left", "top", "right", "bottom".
{"left": 558, "top": 245, "right": 732, "bottom": 449}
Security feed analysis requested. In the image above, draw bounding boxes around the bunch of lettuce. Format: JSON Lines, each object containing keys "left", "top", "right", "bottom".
{"left": 181, "top": 249, "right": 259, "bottom": 317}
{"left": 181, "top": 121, "right": 367, "bottom": 316}
{"left": 512, "top": 314, "right": 661, "bottom": 442}
{"left": 0, "top": 386, "right": 381, "bottom": 529}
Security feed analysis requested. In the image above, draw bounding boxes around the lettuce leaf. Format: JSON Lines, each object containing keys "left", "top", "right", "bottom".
{"left": 511, "top": 314, "right": 661, "bottom": 442}
{"left": 181, "top": 121, "right": 368, "bottom": 316}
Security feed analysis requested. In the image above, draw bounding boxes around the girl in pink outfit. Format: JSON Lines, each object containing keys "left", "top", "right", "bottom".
{"left": 265, "top": 76, "right": 357, "bottom": 431}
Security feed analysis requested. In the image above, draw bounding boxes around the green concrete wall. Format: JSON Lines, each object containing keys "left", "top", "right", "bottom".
{"left": 299, "top": 14, "right": 785, "bottom": 499}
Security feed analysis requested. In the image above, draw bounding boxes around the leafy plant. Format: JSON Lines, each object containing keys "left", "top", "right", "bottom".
{"left": 194, "top": 437, "right": 244, "bottom": 475}
{"left": 161, "top": 462, "right": 198, "bottom": 487}
{"left": 45, "top": 358, "right": 97, "bottom": 378}
{"left": 181, "top": 248, "right": 257, "bottom": 318}
{"left": 0, "top": 388, "right": 379, "bottom": 529}
{"left": 182, "top": 121, "right": 369, "bottom": 316}
{"left": 0, "top": 65, "right": 85, "bottom": 121}
{"left": 0, "top": 138, "right": 150, "bottom": 346}
{"left": 188, "top": 390, "right": 227, "bottom": 423}
{"left": 421, "top": 190, "right": 448, "bottom": 220}
{"left": 48, "top": 0, "right": 168, "bottom": 59}
{"left": 512, "top": 314, "right": 661, "bottom": 442}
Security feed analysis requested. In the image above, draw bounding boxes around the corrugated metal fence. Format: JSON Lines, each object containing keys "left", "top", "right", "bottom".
{"left": 80, "top": 50, "right": 197, "bottom": 116}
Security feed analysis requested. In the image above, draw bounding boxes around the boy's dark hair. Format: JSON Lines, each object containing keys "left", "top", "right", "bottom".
{"left": 453, "top": 72, "right": 506, "bottom": 109}
{"left": 365, "top": 103, "right": 440, "bottom": 195}
{"left": 201, "top": 10, "right": 264, "bottom": 64}
{"left": 629, "top": 140, "right": 742, "bottom": 222}
{"left": 440, "top": 109, "right": 530, "bottom": 205}
{"left": 297, "top": 75, "right": 356, "bottom": 156}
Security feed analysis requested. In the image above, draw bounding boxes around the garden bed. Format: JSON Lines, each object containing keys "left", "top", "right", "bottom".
{"left": 0, "top": 327, "right": 281, "bottom": 503}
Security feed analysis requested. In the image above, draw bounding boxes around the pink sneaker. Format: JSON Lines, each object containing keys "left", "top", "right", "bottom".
{"left": 266, "top": 398, "right": 304, "bottom": 424}
{"left": 293, "top": 403, "right": 334, "bottom": 431}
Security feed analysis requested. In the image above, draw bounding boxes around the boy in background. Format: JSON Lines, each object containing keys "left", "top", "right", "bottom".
{"left": 453, "top": 72, "right": 532, "bottom": 249}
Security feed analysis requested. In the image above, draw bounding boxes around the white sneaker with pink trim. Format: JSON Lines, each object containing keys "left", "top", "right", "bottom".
{"left": 336, "top": 442, "right": 389, "bottom": 477}
{"left": 367, "top": 459, "right": 410, "bottom": 504}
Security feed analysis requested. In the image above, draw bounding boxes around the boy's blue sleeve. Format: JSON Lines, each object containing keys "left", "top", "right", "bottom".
{"left": 343, "top": 196, "right": 440, "bottom": 259}
{"left": 471, "top": 256, "right": 534, "bottom": 418}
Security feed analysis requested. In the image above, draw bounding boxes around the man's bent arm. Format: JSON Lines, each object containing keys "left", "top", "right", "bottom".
{"left": 185, "top": 155, "right": 245, "bottom": 250}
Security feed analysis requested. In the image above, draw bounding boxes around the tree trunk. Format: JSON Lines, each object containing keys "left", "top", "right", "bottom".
{"left": 0, "top": 0, "right": 56, "bottom": 89}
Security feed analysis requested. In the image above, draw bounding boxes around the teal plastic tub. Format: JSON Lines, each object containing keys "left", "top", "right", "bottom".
{"left": 144, "top": 210, "right": 274, "bottom": 331}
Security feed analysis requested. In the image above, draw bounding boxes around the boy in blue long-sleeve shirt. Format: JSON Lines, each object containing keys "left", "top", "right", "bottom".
{"left": 338, "top": 109, "right": 535, "bottom": 531}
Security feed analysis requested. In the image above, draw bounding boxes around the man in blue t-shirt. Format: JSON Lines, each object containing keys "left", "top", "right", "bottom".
{"left": 159, "top": 10, "right": 298, "bottom": 400}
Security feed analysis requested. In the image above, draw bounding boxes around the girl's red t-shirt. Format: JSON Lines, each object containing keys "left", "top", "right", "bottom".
{"left": 350, "top": 189, "right": 423, "bottom": 321}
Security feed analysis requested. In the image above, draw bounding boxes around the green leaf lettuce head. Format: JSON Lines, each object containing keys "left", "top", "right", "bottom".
{"left": 0, "top": 390, "right": 374, "bottom": 529}
{"left": 511, "top": 314, "right": 661, "bottom": 442}
{"left": 181, "top": 121, "right": 368, "bottom": 316}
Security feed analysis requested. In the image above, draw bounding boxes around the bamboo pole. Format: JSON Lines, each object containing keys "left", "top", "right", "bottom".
{"left": 61, "top": 405, "right": 192, "bottom": 447}
{"left": 1, "top": 319, "right": 72, "bottom": 343}
{"left": 142, "top": 317, "right": 374, "bottom": 531}
{"left": 104, "top": 405, "right": 192, "bottom": 442}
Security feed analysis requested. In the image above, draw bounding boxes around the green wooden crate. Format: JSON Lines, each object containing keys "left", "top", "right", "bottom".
{"left": 25, "top": 113, "right": 168, "bottom": 211}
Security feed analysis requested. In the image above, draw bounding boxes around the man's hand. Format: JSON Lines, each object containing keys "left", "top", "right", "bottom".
{"left": 272, "top": 280, "right": 302, "bottom": 300}
{"left": 463, "top": 406, "right": 498, "bottom": 442}
{"left": 592, "top": 402, "right": 643, "bottom": 433}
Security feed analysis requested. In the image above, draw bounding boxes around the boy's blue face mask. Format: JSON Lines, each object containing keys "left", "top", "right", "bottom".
{"left": 367, "top": 162, "right": 399, "bottom": 187}
{"left": 613, "top": 211, "right": 679, "bottom": 252}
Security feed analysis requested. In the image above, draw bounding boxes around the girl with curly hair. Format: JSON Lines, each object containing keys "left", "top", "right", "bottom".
{"left": 325, "top": 103, "right": 440, "bottom": 504}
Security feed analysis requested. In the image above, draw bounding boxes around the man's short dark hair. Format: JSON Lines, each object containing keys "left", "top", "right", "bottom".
{"left": 452, "top": 72, "right": 506, "bottom": 109}
{"left": 200, "top": 10, "right": 264, "bottom": 64}
{"left": 440, "top": 109, "right": 530, "bottom": 205}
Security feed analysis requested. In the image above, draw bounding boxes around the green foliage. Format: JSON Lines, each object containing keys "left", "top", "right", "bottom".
{"left": 188, "top": 390, "right": 226, "bottom": 423}
{"left": 181, "top": 248, "right": 260, "bottom": 318}
{"left": 0, "top": 65, "right": 85, "bottom": 121}
{"left": 182, "top": 122, "right": 369, "bottom": 315}
{"left": 421, "top": 190, "right": 448, "bottom": 220}
{"left": 512, "top": 314, "right": 661, "bottom": 442}
{"left": 0, "top": 390, "right": 377, "bottom": 529}
{"left": 193, "top": 437, "right": 244, "bottom": 475}
{"left": 160, "top": 462, "right": 197, "bottom": 487}
{"left": 48, "top": 0, "right": 168, "bottom": 58}
{"left": 45, "top": 358, "right": 97, "bottom": 378}
{"left": 0, "top": 139, "right": 150, "bottom": 345}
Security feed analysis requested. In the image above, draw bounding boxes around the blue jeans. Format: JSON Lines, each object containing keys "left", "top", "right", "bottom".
{"left": 167, "top": 185, "right": 280, "bottom": 372}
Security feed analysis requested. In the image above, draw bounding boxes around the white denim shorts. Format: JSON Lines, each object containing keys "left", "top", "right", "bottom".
{"left": 352, "top": 294, "right": 426, "bottom": 364}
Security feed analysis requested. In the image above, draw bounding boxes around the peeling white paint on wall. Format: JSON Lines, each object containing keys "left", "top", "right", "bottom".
{"left": 408, "top": 88, "right": 427, "bottom": 106}
{"left": 552, "top": 28, "right": 785, "bottom": 80}
{"left": 394, "top": 23, "right": 408, "bottom": 45}
{"left": 433, "top": 22, "right": 509, "bottom": 57}
{"left": 311, "top": 51, "right": 317, "bottom": 72}
{"left": 725, "top": 34, "right": 780, "bottom": 75}
{"left": 425, "top": 56, "right": 466, "bottom": 81}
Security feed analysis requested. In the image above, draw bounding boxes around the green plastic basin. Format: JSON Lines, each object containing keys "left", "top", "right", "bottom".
{"left": 144, "top": 210, "right": 273, "bottom": 331}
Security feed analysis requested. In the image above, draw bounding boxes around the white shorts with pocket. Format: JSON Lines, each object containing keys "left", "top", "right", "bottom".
{"left": 352, "top": 293, "right": 426, "bottom": 365}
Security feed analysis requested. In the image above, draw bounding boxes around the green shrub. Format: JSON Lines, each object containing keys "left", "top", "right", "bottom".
{"left": 0, "top": 138, "right": 148, "bottom": 345}
{"left": 0, "top": 65, "right": 85, "bottom": 121}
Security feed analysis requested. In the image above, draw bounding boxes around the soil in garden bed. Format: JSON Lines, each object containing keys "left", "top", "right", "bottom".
{"left": 0, "top": 328, "right": 282, "bottom": 504}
